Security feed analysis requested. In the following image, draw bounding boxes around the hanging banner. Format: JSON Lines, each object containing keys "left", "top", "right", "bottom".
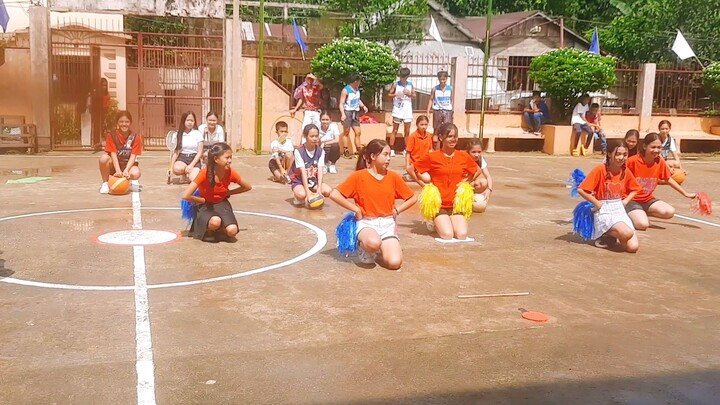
{"left": 49, "top": 0, "right": 225, "bottom": 18}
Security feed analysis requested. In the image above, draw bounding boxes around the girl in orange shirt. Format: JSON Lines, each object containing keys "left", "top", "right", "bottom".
{"left": 625, "top": 132, "right": 697, "bottom": 230}
{"left": 414, "top": 123, "right": 480, "bottom": 240}
{"left": 404, "top": 115, "right": 433, "bottom": 185}
{"left": 329, "top": 139, "right": 417, "bottom": 270}
{"left": 577, "top": 141, "right": 642, "bottom": 252}
{"left": 182, "top": 143, "right": 253, "bottom": 242}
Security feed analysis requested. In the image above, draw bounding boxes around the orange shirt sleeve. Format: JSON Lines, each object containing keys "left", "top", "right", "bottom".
{"left": 414, "top": 154, "right": 431, "bottom": 174}
{"left": 392, "top": 171, "right": 415, "bottom": 200}
{"left": 657, "top": 157, "right": 671, "bottom": 181}
{"left": 105, "top": 133, "right": 118, "bottom": 154}
{"left": 336, "top": 171, "right": 358, "bottom": 199}
{"left": 131, "top": 133, "right": 143, "bottom": 155}
{"left": 193, "top": 167, "right": 208, "bottom": 186}
{"left": 579, "top": 165, "right": 603, "bottom": 196}
{"left": 230, "top": 168, "right": 242, "bottom": 184}
{"left": 405, "top": 132, "right": 417, "bottom": 154}
{"left": 624, "top": 170, "right": 642, "bottom": 195}
{"left": 463, "top": 152, "right": 479, "bottom": 177}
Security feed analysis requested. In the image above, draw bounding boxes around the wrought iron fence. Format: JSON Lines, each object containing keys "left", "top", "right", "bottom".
{"left": 653, "top": 62, "right": 707, "bottom": 115}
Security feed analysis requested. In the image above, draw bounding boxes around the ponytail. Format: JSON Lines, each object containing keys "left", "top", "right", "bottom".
{"left": 356, "top": 139, "right": 388, "bottom": 171}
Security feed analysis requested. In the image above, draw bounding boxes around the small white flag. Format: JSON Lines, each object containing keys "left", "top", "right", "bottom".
{"left": 671, "top": 30, "right": 696, "bottom": 60}
{"left": 429, "top": 15, "right": 442, "bottom": 43}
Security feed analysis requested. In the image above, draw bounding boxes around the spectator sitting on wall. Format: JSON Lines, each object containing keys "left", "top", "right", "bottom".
{"left": 523, "top": 91, "right": 543, "bottom": 134}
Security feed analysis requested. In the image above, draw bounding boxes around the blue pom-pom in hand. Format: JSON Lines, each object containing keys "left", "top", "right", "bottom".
{"left": 567, "top": 169, "right": 586, "bottom": 198}
{"left": 336, "top": 212, "right": 358, "bottom": 255}
{"left": 573, "top": 201, "right": 595, "bottom": 240}
{"left": 181, "top": 189, "right": 200, "bottom": 223}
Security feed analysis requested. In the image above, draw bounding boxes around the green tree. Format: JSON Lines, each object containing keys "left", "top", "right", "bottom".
{"left": 702, "top": 62, "right": 720, "bottom": 105}
{"left": 529, "top": 48, "right": 616, "bottom": 121}
{"left": 311, "top": 38, "right": 400, "bottom": 96}
{"left": 599, "top": 0, "right": 720, "bottom": 63}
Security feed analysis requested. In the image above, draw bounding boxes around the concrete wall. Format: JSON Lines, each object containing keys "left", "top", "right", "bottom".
{"left": 0, "top": 49, "right": 33, "bottom": 121}
{"left": 238, "top": 58, "right": 292, "bottom": 152}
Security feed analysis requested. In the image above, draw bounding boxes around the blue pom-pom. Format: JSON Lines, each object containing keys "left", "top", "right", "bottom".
{"left": 573, "top": 201, "right": 595, "bottom": 240}
{"left": 181, "top": 189, "right": 200, "bottom": 223}
{"left": 335, "top": 212, "right": 358, "bottom": 255}
{"left": 567, "top": 168, "right": 586, "bottom": 198}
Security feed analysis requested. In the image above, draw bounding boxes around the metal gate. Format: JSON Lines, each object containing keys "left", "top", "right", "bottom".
{"left": 130, "top": 32, "right": 224, "bottom": 150}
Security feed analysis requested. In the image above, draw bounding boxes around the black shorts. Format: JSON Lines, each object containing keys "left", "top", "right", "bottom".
{"left": 177, "top": 153, "right": 197, "bottom": 165}
{"left": 343, "top": 110, "right": 360, "bottom": 128}
{"left": 625, "top": 198, "right": 660, "bottom": 213}
{"left": 115, "top": 158, "right": 139, "bottom": 172}
{"left": 190, "top": 199, "right": 238, "bottom": 239}
{"left": 268, "top": 156, "right": 285, "bottom": 174}
{"left": 435, "top": 208, "right": 466, "bottom": 217}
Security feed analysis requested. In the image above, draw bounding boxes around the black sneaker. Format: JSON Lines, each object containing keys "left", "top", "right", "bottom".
{"left": 343, "top": 148, "right": 351, "bottom": 159}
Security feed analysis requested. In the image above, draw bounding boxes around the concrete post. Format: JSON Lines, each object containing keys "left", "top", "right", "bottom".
{"left": 636, "top": 63, "right": 656, "bottom": 132}
{"left": 452, "top": 56, "right": 469, "bottom": 134}
{"left": 29, "top": 6, "right": 52, "bottom": 151}
{"left": 224, "top": 5, "right": 243, "bottom": 151}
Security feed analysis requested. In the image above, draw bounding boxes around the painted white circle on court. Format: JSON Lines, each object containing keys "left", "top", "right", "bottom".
{"left": 97, "top": 229, "right": 178, "bottom": 245}
{"left": 0, "top": 207, "right": 327, "bottom": 291}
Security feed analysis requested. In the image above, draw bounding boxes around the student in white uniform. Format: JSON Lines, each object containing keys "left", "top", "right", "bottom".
{"left": 171, "top": 111, "right": 204, "bottom": 180}
{"left": 198, "top": 111, "right": 225, "bottom": 148}
{"left": 389, "top": 67, "right": 415, "bottom": 157}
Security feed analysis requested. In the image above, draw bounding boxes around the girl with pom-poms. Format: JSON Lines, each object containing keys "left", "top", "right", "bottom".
{"left": 182, "top": 142, "right": 252, "bottom": 242}
{"left": 576, "top": 141, "right": 642, "bottom": 252}
{"left": 328, "top": 139, "right": 417, "bottom": 269}
{"left": 625, "top": 132, "right": 699, "bottom": 230}
{"left": 414, "top": 123, "right": 480, "bottom": 241}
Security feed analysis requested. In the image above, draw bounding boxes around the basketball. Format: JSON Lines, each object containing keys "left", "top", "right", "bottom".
{"left": 472, "top": 193, "right": 488, "bottom": 213}
{"left": 108, "top": 175, "right": 130, "bottom": 195}
{"left": 671, "top": 169, "right": 686, "bottom": 185}
{"left": 307, "top": 193, "right": 324, "bottom": 209}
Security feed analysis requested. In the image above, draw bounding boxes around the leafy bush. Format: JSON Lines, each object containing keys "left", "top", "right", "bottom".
{"left": 529, "top": 48, "right": 616, "bottom": 122}
{"left": 311, "top": 38, "right": 400, "bottom": 97}
{"left": 702, "top": 62, "right": 720, "bottom": 104}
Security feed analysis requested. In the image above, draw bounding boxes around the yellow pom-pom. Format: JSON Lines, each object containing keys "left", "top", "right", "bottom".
{"left": 419, "top": 184, "right": 441, "bottom": 221}
{"left": 452, "top": 182, "right": 474, "bottom": 219}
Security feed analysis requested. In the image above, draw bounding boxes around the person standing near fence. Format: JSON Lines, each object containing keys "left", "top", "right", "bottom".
{"left": 291, "top": 73, "right": 322, "bottom": 130}
{"left": 389, "top": 67, "right": 415, "bottom": 157}
{"left": 426, "top": 70, "right": 454, "bottom": 131}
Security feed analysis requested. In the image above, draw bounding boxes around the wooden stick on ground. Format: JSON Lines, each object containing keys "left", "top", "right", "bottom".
{"left": 458, "top": 292, "right": 530, "bottom": 299}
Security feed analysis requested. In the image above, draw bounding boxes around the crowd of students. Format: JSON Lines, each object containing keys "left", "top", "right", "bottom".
{"left": 96, "top": 67, "right": 705, "bottom": 268}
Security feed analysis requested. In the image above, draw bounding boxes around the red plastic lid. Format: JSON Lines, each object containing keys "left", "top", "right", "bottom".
{"left": 521, "top": 311, "right": 549, "bottom": 322}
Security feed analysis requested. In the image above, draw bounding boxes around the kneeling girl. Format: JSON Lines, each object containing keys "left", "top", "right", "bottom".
{"left": 182, "top": 143, "right": 252, "bottom": 241}
{"left": 329, "top": 139, "right": 417, "bottom": 270}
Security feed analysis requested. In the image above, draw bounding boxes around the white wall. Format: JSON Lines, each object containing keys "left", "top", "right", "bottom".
{"left": 4, "top": 4, "right": 123, "bottom": 33}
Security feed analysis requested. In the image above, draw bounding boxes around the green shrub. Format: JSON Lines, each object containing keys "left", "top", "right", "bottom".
{"left": 529, "top": 48, "right": 617, "bottom": 122}
{"left": 702, "top": 62, "right": 720, "bottom": 104}
{"left": 311, "top": 38, "right": 400, "bottom": 97}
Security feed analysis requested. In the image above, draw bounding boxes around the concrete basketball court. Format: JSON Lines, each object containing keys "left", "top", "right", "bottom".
{"left": 1, "top": 151, "right": 719, "bottom": 404}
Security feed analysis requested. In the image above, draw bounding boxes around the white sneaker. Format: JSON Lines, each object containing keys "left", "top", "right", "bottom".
{"left": 356, "top": 247, "right": 377, "bottom": 264}
{"left": 292, "top": 198, "right": 303, "bottom": 206}
{"left": 425, "top": 221, "right": 435, "bottom": 232}
{"left": 99, "top": 182, "right": 109, "bottom": 194}
{"left": 322, "top": 166, "right": 328, "bottom": 174}
{"left": 390, "top": 150, "right": 396, "bottom": 157}
{"left": 329, "top": 165, "right": 337, "bottom": 174}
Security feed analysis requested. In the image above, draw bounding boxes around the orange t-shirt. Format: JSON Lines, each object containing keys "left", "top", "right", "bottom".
{"left": 193, "top": 166, "right": 243, "bottom": 203}
{"left": 579, "top": 164, "right": 642, "bottom": 201}
{"left": 414, "top": 150, "right": 478, "bottom": 208}
{"left": 105, "top": 131, "right": 142, "bottom": 156}
{"left": 335, "top": 169, "right": 414, "bottom": 218}
{"left": 625, "top": 154, "right": 672, "bottom": 203}
{"left": 405, "top": 130, "right": 433, "bottom": 164}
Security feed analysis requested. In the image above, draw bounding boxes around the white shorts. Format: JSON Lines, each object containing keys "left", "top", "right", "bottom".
{"left": 302, "top": 110, "right": 321, "bottom": 130}
{"left": 592, "top": 199, "right": 634, "bottom": 240}
{"left": 357, "top": 216, "right": 398, "bottom": 240}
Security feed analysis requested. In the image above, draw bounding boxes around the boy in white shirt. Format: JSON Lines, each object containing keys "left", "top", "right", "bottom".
{"left": 571, "top": 94, "right": 593, "bottom": 156}
{"left": 268, "top": 121, "right": 294, "bottom": 183}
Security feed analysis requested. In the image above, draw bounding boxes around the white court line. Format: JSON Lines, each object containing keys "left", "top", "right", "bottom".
{"left": 675, "top": 214, "right": 720, "bottom": 228}
{"left": 131, "top": 180, "right": 157, "bottom": 405}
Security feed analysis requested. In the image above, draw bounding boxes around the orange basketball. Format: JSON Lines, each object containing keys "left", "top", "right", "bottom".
{"left": 108, "top": 175, "right": 130, "bottom": 195}
{"left": 671, "top": 170, "right": 686, "bottom": 185}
